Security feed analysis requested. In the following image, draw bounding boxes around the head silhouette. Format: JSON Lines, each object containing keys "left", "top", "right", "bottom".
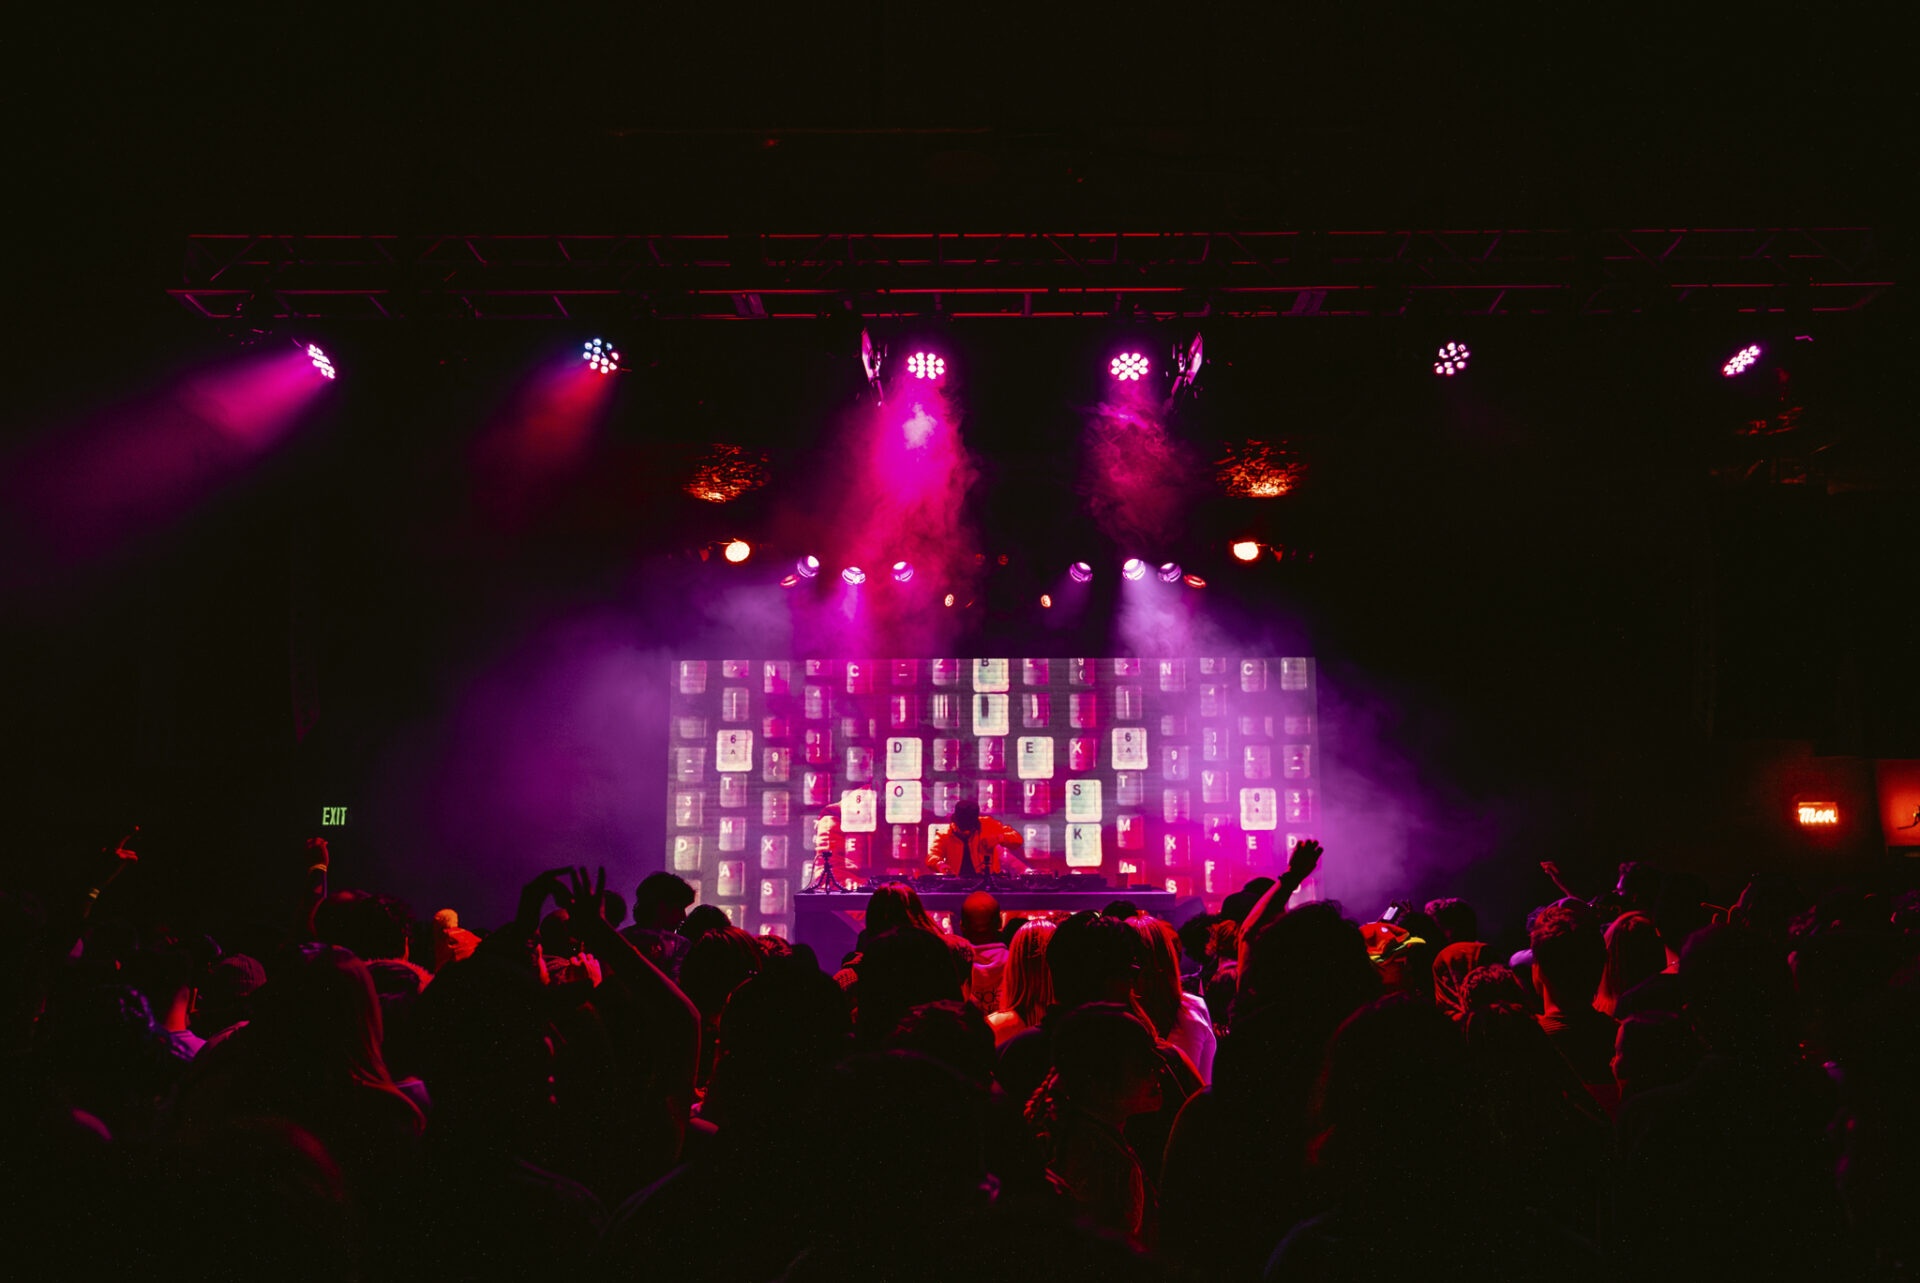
{"left": 1047, "top": 911, "right": 1140, "bottom": 1011}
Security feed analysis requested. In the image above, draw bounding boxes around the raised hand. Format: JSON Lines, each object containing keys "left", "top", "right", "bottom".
{"left": 514, "top": 866, "right": 574, "bottom": 937}
{"left": 555, "top": 865, "right": 608, "bottom": 920}
{"left": 1539, "top": 861, "right": 1577, "bottom": 899}
{"left": 1286, "top": 838, "right": 1323, "bottom": 881}
{"left": 82, "top": 826, "right": 143, "bottom": 920}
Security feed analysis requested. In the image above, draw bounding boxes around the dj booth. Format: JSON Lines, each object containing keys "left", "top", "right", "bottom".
{"left": 794, "top": 879, "right": 1185, "bottom": 965}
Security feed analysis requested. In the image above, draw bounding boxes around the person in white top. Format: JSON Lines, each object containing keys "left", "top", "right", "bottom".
{"left": 1126, "top": 914, "right": 1217, "bottom": 1084}
{"left": 957, "top": 890, "right": 1009, "bottom": 1012}
{"left": 1172, "top": 989, "right": 1217, "bottom": 1086}
{"left": 987, "top": 919, "right": 1056, "bottom": 1046}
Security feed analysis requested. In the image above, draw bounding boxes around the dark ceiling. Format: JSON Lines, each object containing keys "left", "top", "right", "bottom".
{"left": 0, "top": 0, "right": 1912, "bottom": 912}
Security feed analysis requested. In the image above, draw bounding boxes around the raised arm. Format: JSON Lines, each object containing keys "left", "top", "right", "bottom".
{"left": 554, "top": 867, "right": 700, "bottom": 1132}
{"left": 1538, "top": 861, "right": 1581, "bottom": 902}
{"left": 294, "top": 837, "right": 330, "bottom": 940}
{"left": 1236, "top": 840, "right": 1323, "bottom": 963}
{"left": 48, "top": 828, "right": 142, "bottom": 960}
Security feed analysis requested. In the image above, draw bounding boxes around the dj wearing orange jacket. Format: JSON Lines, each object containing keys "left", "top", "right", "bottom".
{"left": 925, "top": 800, "right": 1027, "bottom": 876}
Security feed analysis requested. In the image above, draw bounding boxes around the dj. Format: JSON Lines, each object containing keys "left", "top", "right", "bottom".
{"left": 925, "top": 800, "right": 1027, "bottom": 877}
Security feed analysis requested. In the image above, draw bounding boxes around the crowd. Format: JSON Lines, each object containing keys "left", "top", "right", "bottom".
{"left": 4, "top": 832, "right": 1919, "bottom": 1281}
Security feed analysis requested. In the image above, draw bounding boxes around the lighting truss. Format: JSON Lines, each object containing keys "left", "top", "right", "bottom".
{"left": 168, "top": 229, "right": 1896, "bottom": 321}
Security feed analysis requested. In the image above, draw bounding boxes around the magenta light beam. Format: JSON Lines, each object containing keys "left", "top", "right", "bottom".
{"left": 0, "top": 346, "right": 332, "bottom": 587}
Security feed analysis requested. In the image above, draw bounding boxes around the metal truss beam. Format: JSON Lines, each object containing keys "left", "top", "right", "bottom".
{"left": 170, "top": 229, "right": 1895, "bottom": 321}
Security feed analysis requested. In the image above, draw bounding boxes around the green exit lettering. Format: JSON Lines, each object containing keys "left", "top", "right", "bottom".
{"left": 321, "top": 806, "right": 349, "bottom": 826}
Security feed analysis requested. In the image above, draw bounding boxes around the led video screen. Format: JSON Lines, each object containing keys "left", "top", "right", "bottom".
{"left": 667, "top": 657, "right": 1318, "bottom": 937}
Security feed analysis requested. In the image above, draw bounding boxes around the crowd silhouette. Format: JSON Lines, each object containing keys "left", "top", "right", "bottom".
{"left": 5, "top": 833, "right": 1918, "bottom": 1281}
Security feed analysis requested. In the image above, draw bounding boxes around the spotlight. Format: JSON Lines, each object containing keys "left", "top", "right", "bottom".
{"left": 583, "top": 338, "right": 621, "bottom": 374}
{"left": 1433, "top": 341, "right": 1470, "bottom": 376}
{"left": 780, "top": 574, "right": 799, "bottom": 587}
{"left": 1040, "top": 594, "right": 1053, "bottom": 608}
{"left": 1110, "top": 352, "right": 1150, "bottom": 381}
{"left": 306, "top": 343, "right": 336, "bottom": 380}
{"left": 891, "top": 560, "right": 914, "bottom": 583}
{"left": 1158, "top": 561, "right": 1183, "bottom": 583}
{"left": 795, "top": 555, "right": 820, "bottom": 580}
{"left": 723, "top": 540, "right": 752, "bottom": 564}
{"left": 841, "top": 566, "right": 867, "bottom": 585}
{"left": 1184, "top": 574, "right": 1206, "bottom": 588}
{"left": 906, "top": 351, "right": 946, "bottom": 380}
{"left": 1722, "top": 343, "right": 1762, "bottom": 377}
{"left": 1231, "top": 540, "right": 1261, "bottom": 562}
{"left": 1069, "top": 561, "right": 1093, "bottom": 584}
{"left": 1122, "top": 558, "right": 1147, "bottom": 581}
{"left": 943, "top": 592, "right": 956, "bottom": 607}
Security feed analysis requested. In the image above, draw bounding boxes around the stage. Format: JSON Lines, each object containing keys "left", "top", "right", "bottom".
{"left": 793, "top": 885, "right": 1186, "bottom": 964}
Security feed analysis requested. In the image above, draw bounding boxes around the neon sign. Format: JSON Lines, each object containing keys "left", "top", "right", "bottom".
{"left": 1795, "top": 802, "right": 1838, "bottom": 826}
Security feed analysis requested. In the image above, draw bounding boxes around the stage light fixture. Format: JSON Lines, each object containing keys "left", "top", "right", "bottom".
{"left": 780, "top": 574, "right": 799, "bottom": 587}
{"left": 1069, "top": 561, "right": 1093, "bottom": 584}
{"left": 1040, "top": 594, "right": 1053, "bottom": 608}
{"left": 861, "top": 328, "right": 885, "bottom": 402}
{"left": 891, "top": 560, "right": 914, "bottom": 583}
{"left": 723, "top": 540, "right": 752, "bottom": 564}
{"left": 684, "top": 444, "right": 770, "bottom": 504}
{"left": 1158, "top": 561, "right": 1183, "bottom": 583}
{"left": 583, "top": 338, "right": 621, "bottom": 374}
{"left": 841, "top": 566, "right": 867, "bottom": 585}
{"left": 795, "top": 555, "right": 820, "bottom": 579}
{"left": 1231, "top": 540, "right": 1261, "bottom": 562}
{"left": 943, "top": 592, "right": 956, "bottom": 607}
{"left": 1184, "top": 574, "right": 1207, "bottom": 588}
{"left": 306, "top": 343, "right": 336, "bottom": 380}
{"left": 906, "top": 351, "right": 946, "bottom": 380}
{"left": 1172, "top": 332, "right": 1204, "bottom": 396}
{"left": 1122, "top": 558, "right": 1147, "bottom": 581}
{"left": 1722, "top": 343, "right": 1762, "bottom": 377}
{"left": 1110, "top": 352, "right": 1150, "bottom": 381}
{"left": 1434, "top": 341, "right": 1470, "bottom": 376}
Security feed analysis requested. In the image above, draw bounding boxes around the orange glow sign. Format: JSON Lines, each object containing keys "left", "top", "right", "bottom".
{"left": 1796, "top": 802, "right": 1839, "bottom": 826}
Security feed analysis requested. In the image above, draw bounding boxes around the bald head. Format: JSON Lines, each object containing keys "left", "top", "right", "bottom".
{"left": 959, "top": 890, "right": 1002, "bottom": 944}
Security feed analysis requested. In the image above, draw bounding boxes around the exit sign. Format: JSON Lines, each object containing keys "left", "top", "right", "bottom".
{"left": 321, "top": 806, "right": 350, "bottom": 826}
